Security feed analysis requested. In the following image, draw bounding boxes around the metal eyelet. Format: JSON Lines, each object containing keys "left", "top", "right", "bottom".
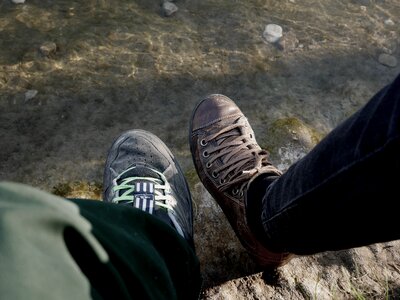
{"left": 202, "top": 151, "right": 210, "bottom": 158}
{"left": 206, "top": 162, "right": 212, "bottom": 168}
{"left": 212, "top": 171, "right": 219, "bottom": 178}
{"left": 239, "top": 191, "right": 244, "bottom": 197}
{"left": 219, "top": 178, "right": 226, "bottom": 184}
{"left": 232, "top": 188, "right": 239, "bottom": 195}
{"left": 200, "top": 139, "right": 208, "bottom": 146}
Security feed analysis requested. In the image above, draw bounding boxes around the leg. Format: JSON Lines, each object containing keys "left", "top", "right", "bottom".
{"left": 189, "top": 94, "right": 292, "bottom": 268}
{"left": 189, "top": 73, "right": 400, "bottom": 267}
{"left": 0, "top": 182, "right": 200, "bottom": 299}
{"left": 250, "top": 74, "right": 400, "bottom": 255}
{"left": 0, "top": 129, "right": 202, "bottom": 299}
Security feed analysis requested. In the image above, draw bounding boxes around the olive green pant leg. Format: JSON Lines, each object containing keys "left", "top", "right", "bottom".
{"left": 0, "top": 182, "right": 201, "bottom": 300}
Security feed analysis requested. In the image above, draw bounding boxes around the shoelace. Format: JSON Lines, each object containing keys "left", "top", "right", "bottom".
{"left": 111, "top": 168, "right": 176, "bottom": 211}
{"left": 202, "top": 117, "right": 280, "bottom": 194}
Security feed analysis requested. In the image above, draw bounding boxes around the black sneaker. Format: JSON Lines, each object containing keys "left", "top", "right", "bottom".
{"left": 103, "top": 129, "right": 194, "bottom": 248}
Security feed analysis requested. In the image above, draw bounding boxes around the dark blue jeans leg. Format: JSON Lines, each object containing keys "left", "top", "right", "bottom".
{"left": 249, "top": 73, "right": 400, "bottom": 255}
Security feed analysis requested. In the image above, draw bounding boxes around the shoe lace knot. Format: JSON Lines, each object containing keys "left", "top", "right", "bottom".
{"left": 201, "top": 117, "right": 281, "bottom": 194}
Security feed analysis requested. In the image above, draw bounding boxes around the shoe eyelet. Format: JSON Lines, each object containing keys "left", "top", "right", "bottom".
{"left": 250, "top": 133, "right": 253, "bottom": 138}
{"left": 212, "top": 171, "right": 219, "bottom": 178}
{"left": 239, "top": 191, "right": 244, "bottom": 197}
{"left": 219, "top": 178, "right": 226, "bottom": 184}
{"left": 202, "top": 151, "right": 210, "bottom": 158}
{"left": 232, "top": 188, "right": 239, "bottom": 195}
{"left": 200, "top": 139, "right": 208, "bottom": 146}
{"left": 206, "top": 162, "right": 212, "bottom": 168}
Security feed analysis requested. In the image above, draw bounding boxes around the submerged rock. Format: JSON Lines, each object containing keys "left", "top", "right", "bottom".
{"left": 39, "top": 42, "right": 57, "bottom": 57}
{"left": 25, "top": 90, "right": 38, "bottom": 101}
{"left": 263, "top": 24, "right": 283, "bottom": 43}
{"left": 384, "top": 18, "right": 395, "bottom": 26}
{"left": 378, "top": 53, "right": 398, "bottom": 67}
{"left": 162, "top": 2, "right": 178, "bottom": 17}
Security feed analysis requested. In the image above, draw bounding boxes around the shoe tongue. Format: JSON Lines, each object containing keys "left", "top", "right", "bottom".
{"left": 118, "top": 165, "right": 162, "bottom": 181}
{"left": 116, "top": 166, "right": 162, "bottom": 213}
{"left": 216, "top": 116, "right": 245, "bottom": 145}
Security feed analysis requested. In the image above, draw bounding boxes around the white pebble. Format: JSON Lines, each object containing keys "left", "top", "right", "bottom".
{"left": 162, "top": 2, "right": 178, "bottom": 17}
{"left": 263, "top": 24, "right": 283, "bottom": 43}
{"left": 384, "top": 19, "right": 394, "bottom": 26}
{"left": 25, "top": 90, "right": 38, "bottom": 101}
{"left": 12, "top": 0, "right": 25, "bottom": 3}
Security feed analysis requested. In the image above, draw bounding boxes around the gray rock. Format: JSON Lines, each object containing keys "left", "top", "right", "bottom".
{"left": 12, "top": 0, "right": 25, "bottom": 4}
{"left": 263, "top": 24, "right": 283, "bottom": 43}
{"left": 25, "top": 90, "right": 38, "bottom": 101}
{"left": 378, "top": 53, "right": 398, "bottom": 67}
{"left": 162, "top": 2, "right": 178, "bottom": 17}
{"left": 384, "top": 18, "right": 395, "bottom": 26}
{"left": 39, "top": 42, "right": 57, "bottom": 56}
{"left": 277, "top": 31, "right": 299, "bottom": 52}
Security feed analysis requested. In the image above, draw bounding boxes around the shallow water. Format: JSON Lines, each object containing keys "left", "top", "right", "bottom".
{"left": 1, "top": 0, "right": 400, "bottom": 290}
{"left": 0, "top": 0, "right": 399, "bottom": 201}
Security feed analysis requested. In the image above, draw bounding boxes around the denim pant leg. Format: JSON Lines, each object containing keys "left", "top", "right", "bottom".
{"left": 250, "top": 73, "right": 400, "bottom": 255}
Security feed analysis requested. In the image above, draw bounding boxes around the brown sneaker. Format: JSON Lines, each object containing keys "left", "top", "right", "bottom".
{"left": 189, "top": 94, "right": 292, "bottom": 268}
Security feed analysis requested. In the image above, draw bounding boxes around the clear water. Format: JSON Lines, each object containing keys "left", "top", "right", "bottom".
{"left": 0, "top": 0, "right": 399, "bottom": 288}
{"left": 1, "top": 0, "right": 399, "bottom": 201}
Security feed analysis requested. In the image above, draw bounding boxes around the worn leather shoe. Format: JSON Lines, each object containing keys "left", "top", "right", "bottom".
{"left": 189, "top": 94, "right": 292, "bottom": 268}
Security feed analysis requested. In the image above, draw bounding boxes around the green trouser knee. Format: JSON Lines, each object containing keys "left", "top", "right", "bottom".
{"left": 0, "top": 182, "right": 201, "bottom": 300}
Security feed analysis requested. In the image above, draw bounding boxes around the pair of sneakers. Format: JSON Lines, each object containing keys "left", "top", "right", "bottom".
{"left": 103, "top": 95, "right": 291, "bottom": 268}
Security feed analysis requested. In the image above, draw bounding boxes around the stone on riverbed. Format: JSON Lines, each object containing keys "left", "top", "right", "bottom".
{"left": 378, "top": 53, "right": 398, "bottom": 68}
{"left": 162, "top": 2, "right": 178, "bottom": 17}
{"left": 263, "top": 24, "right": 283, "bottom": 43}
{"left": 25, "top": 90, "right": 38, "bottom": 101}
{"left": 39, "top": 42, "right": 57, "bottom": 57}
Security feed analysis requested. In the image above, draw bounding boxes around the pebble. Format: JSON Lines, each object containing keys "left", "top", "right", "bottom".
{"left": 25, "top": 90, "right": 38, "bottom": 101}
{"left": 384, "top": 19, "right": 395, "bottom": 26}
{"left": 378, "top": 53, "right": 397, "bottom": 67}
{"left": 263, "top": 24, "right": 283, "bottom": 43}
{"left": 162, "top": 2, "right": 178, "bottom": 17}
{"left": 12, "top": 0, "right": 25, "bottom": 3}
{"left": 39, "top": 42, "right": 57, "bottom": 56}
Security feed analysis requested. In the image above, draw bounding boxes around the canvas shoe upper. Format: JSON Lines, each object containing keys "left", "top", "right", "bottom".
{"left": 103, "top": 130, "right": 194, "bottom": 248}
